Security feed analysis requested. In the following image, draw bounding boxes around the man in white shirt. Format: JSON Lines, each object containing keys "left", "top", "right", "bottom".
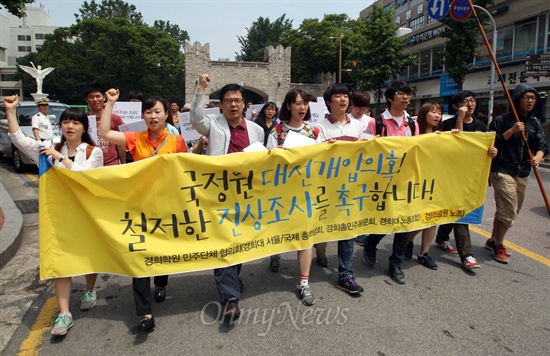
{"left": 32, "top": 99, "right": 53, "bottom": 141}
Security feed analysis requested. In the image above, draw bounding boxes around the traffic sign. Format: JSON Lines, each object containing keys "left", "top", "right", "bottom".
{"left": 450, "top": 0, "right": 472, "bottom": 21}
{"left": 525, "top": 54, "right": 550, "bottom": 77}
{"left": 428, "top": 0, "right": 450, "bottom": 20}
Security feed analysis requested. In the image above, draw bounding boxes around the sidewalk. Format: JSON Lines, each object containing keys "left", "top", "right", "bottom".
{"left": 0, "top": 181, "right": 23, "bottom": 269}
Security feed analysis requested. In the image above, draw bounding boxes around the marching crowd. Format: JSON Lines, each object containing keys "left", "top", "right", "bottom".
{"left": 2, "top": 74, "right": 547, "bottom": 337}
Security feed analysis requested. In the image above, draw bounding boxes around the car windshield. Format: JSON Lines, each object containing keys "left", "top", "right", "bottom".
{"left": 17, "top": 105, "right": 67, "bottom": 127}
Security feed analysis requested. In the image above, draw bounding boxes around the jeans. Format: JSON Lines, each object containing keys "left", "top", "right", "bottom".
{"left": 338, "top": 238, "right": 355, "bottom": 280}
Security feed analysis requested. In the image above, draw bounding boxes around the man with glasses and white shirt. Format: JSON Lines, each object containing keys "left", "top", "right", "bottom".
{"left": 363, "top": 81, "right": 419, "bottom": 284}
{"left": 190, "top": 74, "right": 264, "bottom": 322}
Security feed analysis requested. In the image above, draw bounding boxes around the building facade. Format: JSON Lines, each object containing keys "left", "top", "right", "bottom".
{"left": 360, "top": 0, "right": 550, "bottom": 120}
{"left": 0, "top": 5, "right": 58, "bottom": 99}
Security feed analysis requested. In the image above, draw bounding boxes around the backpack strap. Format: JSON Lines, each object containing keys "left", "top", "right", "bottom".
{"left": 375, "top": 115, "right": 386, "bottom": 137}
{"left": 407, "top": 116, "right": 416, "bottom": 136}
{"left": 150, "top": 133, "right": 173, "bottom": 157}
{"left": 85, "top": 145, "right": 94, "bottom": 159}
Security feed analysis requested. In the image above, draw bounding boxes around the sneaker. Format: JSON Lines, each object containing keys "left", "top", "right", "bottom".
{"left": 363, "top": 243, "right": 377, "bottom": 266}
{"left": 485, "top": 239, "right": 511, "bottom": 256}
{"left": 404, "top": 241, "right": 413, "bottom": 259}
{"left": 436, "top": 240, "right": 458, "bottom": 254}
{"left": 299, "top": 285, "right": 316, "bottom": 306}
{"left": 462, "top": 255, "right": 480, "bottom": 269}
{"left": 355, "top": 235, "right": 365, "bottom": 246}
{"left": 51, "top": 312, "right": 73, "bottom": 336}
{"left": 80, "top": 290, "right": 96, "bottom": 311}
{"left": 316, "top": 252, "right": 328, "bottom": 268}
{"left": 418, "top": 253, "right": 438, "bottom": 270}
{"left": 388, "top": 264, "right": 406, "bottom": 284}
{"left": 269, "top": 255, "right": 280, "bottom": 272}
{"left": 336, "top": 276, "right": 364, "bottom": 294}
{"left": 492, "top": 244, "right": 509, "bottom": 264}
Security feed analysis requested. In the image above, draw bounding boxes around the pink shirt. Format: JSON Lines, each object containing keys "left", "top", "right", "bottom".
{"left": 365, "top": 109, "right": 419, "bottom": 137}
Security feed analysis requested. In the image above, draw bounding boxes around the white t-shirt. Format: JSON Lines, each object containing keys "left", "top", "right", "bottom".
{"left": 31, "top": 112, "right": 53, "bottom": 140}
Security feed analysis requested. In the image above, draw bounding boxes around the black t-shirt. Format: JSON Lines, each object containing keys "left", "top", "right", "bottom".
{"left": 442, "top": 116, "right": 488, "bottom": 132}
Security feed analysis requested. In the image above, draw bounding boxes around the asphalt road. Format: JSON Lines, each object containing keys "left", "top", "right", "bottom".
{"left": 1, "top": 160, "right": 549, "bottom": 356}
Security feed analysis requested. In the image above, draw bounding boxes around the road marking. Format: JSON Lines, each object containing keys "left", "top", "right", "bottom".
{"left": 17, "top": 291, "right": 56, "bottom": 355}
{"left": 469, "top": 225, "right": 550, "bottom": 267}
{"left": 24, "top": 172, "right": 38, "bottom": 186}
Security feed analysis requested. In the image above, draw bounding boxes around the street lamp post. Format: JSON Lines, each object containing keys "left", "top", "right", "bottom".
{"left": 329, "top": 33, "right": 343, "bottom": 83}
{"left": 473, "top": 5, "right": 497, "bottom": 123}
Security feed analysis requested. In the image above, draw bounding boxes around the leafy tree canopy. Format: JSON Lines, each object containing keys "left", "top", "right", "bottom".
{"left": 75, "top": 0, "right": 143, "bottom": 25}
{"left": 0, "top": 0, "right": 35, "bottom": 17}
{"left": 153, "top": 20, "right": 190, "bottom": 50}
{"left": 16, "top": 1, "right": 185, "bottom": 104}
{"left": 236, "top": 14, "right": 293, "bottom": 62}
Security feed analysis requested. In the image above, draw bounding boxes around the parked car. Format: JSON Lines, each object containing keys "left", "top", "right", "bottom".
{"left": 0, "top": 101, "right": 69, "bottom": 172}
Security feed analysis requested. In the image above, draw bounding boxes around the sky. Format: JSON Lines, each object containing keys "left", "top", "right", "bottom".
{"left": 29, "top": 0, "right": 376, "bottom": 60}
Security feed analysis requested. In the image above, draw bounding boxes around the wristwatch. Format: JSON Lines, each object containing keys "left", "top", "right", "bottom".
{"left": 59, "top": 154, "right": 66, "bottom": 161}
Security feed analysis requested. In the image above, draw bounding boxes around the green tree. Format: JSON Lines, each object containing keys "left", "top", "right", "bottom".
{"left": 0, "top": 0, "right": 35, "bottom": 17}
{"left": 16, "top": 16, "right": 184, "bottom": 103}
{"left": 236, "top": 14, "right": 293, "bottom": 61}
{"left": 281, "top": 14, "right": 355, "bottom": 83}
{"left": 349, "top": 4, "right": 414, "bottom": 112}
{"left": 75, "top": 0, "right": 143, "bottom": 25}
{"left": 439, "top": 0, "right": 494, "bottom": 90}
{"left": 153, "top": 20, "right": 189, "bottom": 50}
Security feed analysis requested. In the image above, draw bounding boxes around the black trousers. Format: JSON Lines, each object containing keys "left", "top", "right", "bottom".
{"left": 366, "top": 232, "right": 409, "bottom": 265}
{"left": 132, "top": 275, "right": 168, "bottom": 316}
{"left": 214, "top": 264, "right": 241, "bottom": 305}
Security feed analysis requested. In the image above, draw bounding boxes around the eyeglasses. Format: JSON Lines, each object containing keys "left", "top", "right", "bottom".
{"left": 395, "top": 91, "right": 411, "bottom": 97}
{"left": 460, "top": 99, "right": 476, "bottom": 104}
{"left": 222, "top": 98, "right": 244, "bottom": 104}
{"left": 521, "top": 95, "right": 536, "bottom": 102}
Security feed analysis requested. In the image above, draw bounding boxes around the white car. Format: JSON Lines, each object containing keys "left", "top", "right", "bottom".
{"left": 0, "top": 101, "right": 69, "bottom": 172}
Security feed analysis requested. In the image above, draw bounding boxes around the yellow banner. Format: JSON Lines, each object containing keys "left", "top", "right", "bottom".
{"left": 39, "top": 132, "right": 495, "bottom": 279}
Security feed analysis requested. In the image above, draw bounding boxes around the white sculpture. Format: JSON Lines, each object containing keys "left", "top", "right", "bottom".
{"left": 18, "top": 62, "right": 55, "bottom": 95}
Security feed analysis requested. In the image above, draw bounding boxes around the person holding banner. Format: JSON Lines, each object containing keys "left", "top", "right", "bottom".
{"left": 363, "top": 81, "right": 419, "bottom": 285}
{"left": 266, "top": 88, "right": 319, "bottom": 306}
{"left": 3, "top": 94, "right": 103, "bottom": 336}
{"left": 190, "top": 74, "right": 264, "bottom": 322}
{"left": 100, "top": 89, "right": 188, "bottom": 332}
{"left": 315, "top": 83, "right": 366, "bottom": 295}
{"left": 488, "top": 84, "right": 548, "bottom": 264}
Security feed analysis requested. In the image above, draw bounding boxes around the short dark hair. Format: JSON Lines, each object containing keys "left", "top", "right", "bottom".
{"left": 127, "top": 90, "right": 144, "bottom": 102}
{"left": 55, "top": 108, "right": 95, "bottom": 151}
{"left": 385, "top": 81, "right": 412, "bottom": 108}
{"left": 83, "top": 83, "right": 105, "bottom": 98}
{"left": 219, "top": 83, "right": 245, "bottom": 101}
{"left": 278, "top": 89, "right": 311, "bottom": 122}
{"left": 143, "top": 96, "right": 169, "bottom": 114}
{"left": 323, "top": 83, "right": 349, "bottom": 111}
{"left": 451, "top": 90, "right": 476, "bottom": 106}
{"left": 351, "top": 91, "right": 371, "bottom": 107}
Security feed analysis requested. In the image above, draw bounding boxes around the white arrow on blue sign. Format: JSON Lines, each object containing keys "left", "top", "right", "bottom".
{"left": 428, "top": 0, "right": 450, "bottom": 20}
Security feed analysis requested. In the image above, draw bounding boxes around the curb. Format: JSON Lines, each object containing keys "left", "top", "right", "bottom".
{"left": 0, "top": 181, "right": 23, "bottom": 270}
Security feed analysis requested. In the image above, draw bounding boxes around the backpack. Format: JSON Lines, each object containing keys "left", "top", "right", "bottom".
{"left": 374, "top": 114, "right": 416, "bottom": 137}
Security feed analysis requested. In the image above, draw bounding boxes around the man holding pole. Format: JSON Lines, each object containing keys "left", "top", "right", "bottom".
{"left": 487, "top": 84, "right": 548, "bottom": 263}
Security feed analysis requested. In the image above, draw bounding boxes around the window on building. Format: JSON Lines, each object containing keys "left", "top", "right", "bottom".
{"left": 36, "top": 45, "right": 43, "bottom": 51}
{"left": 427, "top": 16, "right": 437, "bottom": 25}
{"left": 26, "top": 35, "right": 31, "bottom": 41}
{"left": 496, "top": 26, "right": 513, "bottom": 61}
{"left": 35, "top": 33, "right": 45, "bottom": 40}
{"left": 409, "top": 52, "right": 419, "bottom": 79}
{"left": 410, "top": 16, "right": 425, "bottom": 31}
{"left": 431, "top": 45, "right": 444, "bottom": 75}
{"left": 475, "top": 33, "right": 492, "bottom": 66}
{"left": 537, "top": 14, "right": 547, "bottom": 53}
{"left": 383, "top": 3, "right": 394, "bottom": 12}
{"left": 17, "top": 35, "right": 26, "bottom": 41}
{"left": 18, "top": 46, "right": 29, "bottom": 52}
{"left": 396, "top": 0, "right": 408, "bottom": 8}
{"left": 514, "top": 19, "right": 537, "bottom": 59}
{"left": 1, "top": 74, "right": 16, "bottom": 81}
{"left": 1, "top": 89, "right": 20, "bottom": 97}
{"left": 419, "top": 49, "right": 431, "bottom": 78}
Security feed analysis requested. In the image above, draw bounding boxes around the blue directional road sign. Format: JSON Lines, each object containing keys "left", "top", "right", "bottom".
{"left": 450, "top": 0, "right": 472, "bottom": 21}
{"left": 428, "top": 0, "right": 450, "bottom": 20}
